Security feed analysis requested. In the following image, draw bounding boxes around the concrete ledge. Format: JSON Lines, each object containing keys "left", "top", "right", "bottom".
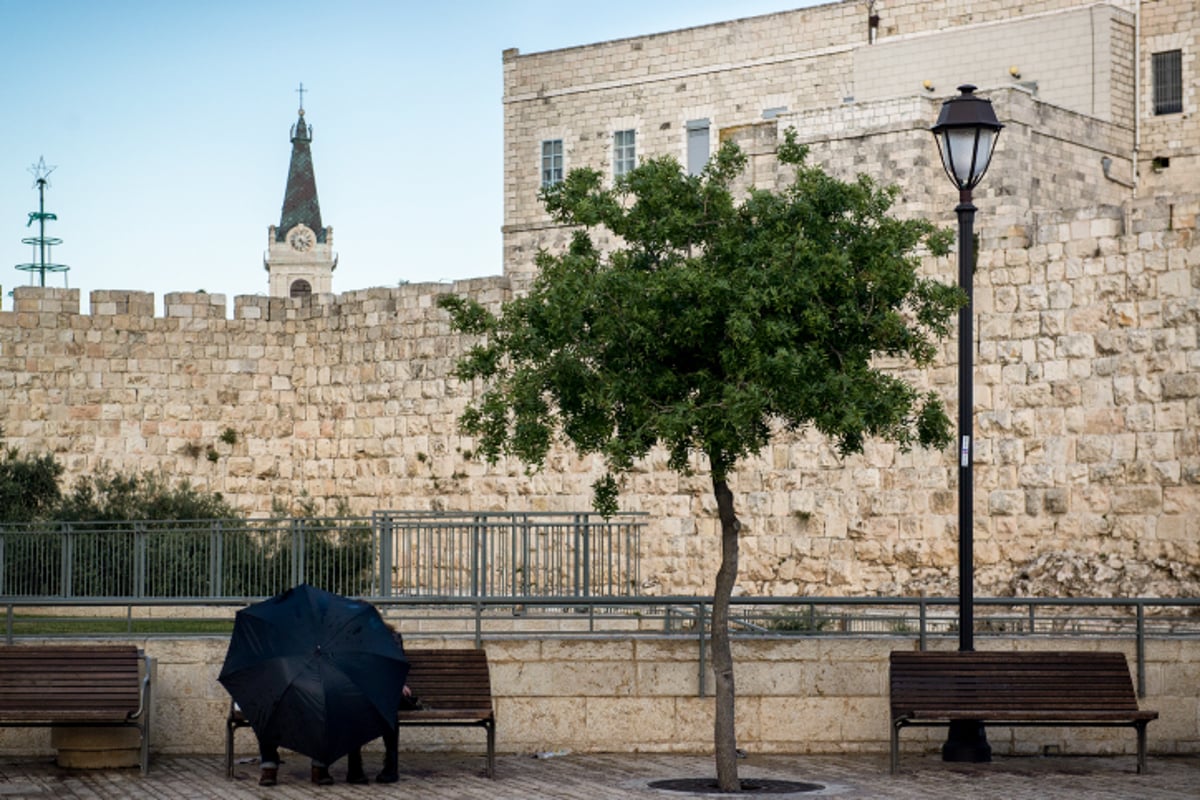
{"left": 2, "top": 634, "right": 1194, "bottom": 762}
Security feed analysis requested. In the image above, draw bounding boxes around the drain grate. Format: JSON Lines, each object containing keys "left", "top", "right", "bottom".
{"left": 648, "top": 777, "right": 824, "bottom": 795}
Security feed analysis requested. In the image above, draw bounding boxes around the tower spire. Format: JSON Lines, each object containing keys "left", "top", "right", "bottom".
{"left": 265, "top": 85, "right": 336, "bottom": 299}
{"left": 278, "top": 84, "right": 323, "bottom": 243}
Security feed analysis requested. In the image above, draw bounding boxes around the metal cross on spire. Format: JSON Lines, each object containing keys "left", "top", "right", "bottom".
{"left": 296, "top": 82, "right": 306, "bottom": 113}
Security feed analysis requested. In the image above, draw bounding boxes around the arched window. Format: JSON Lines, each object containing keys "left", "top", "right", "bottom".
{"left": 290, "top": 279, "right": 312, "bottom": 298}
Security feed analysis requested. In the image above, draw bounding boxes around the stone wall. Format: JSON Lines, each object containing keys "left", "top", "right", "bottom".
{"left": 0, "top": 633, "right": 1195, "bottom": 758}
{"left": 2, "top": 189, "right": 1198, "bottom": 600}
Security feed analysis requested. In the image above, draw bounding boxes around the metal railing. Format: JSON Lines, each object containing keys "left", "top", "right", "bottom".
{"left": 0, "top": 512, "right": 643, "bottom": 600}
{"left": 374, "top": 511, "right": 641, "bottom": 597}
{"left": 2, "top": 595, "right": 1196, "bottom": 699}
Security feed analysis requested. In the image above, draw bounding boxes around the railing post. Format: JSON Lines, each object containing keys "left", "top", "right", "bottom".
{"left": 474, "top": 599, "right": 483, "bottom": 650}
{"left": 377, "top": 513, "right": 393, "bottom": 597}
{"left": 134, "top": 523, "right": 146, "bottom": 598}
{"left": 918, "top": 599, "right": 927, "bottom": 651}
{"left": 211, "top": 520, "right": 223, "bottom": 599}
{"left": 472, "top": 515, "right": 484, "bottom": 597}
{"left": 1136, "top": 602, "right": 1146, "bottom": 698}
{"left": 291, "top": 518, "right": 304, "bottom": 588}
{"left": 60, "top": 522, "right": 72, "bottom": 598}
{"left": 697, "top": 601, "right": 708, "bottom": 698}
{"left": 578, "top": 513, "right": 591, "bottom": 598}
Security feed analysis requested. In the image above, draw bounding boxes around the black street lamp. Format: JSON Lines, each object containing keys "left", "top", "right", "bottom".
{"left": 931, "top": 84, "right": 1003, "bottom": 763}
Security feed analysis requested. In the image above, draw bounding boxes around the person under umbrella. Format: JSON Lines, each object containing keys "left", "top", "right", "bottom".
{"left": 344, "top": 621, "right": 411, "bottom": 784}
{"left": 219, "top": 584, "right": 409, "bottom": 786}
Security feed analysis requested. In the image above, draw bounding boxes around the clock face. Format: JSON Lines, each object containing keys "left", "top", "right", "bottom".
{"left": 288, "top": 228, "right": 315, "bottom": 252}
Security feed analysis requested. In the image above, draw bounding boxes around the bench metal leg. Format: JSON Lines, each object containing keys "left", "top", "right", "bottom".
{"left": 486, "top": 720, "right": 496, "bottom": 779}
{"left": 225, "top": 721, "right": 235, "bottom": 779}
{"left": 1136, "top": 722, "right": 1148, "bottom": 774}
{"left": 890, "top": 721, "right": 901, "bottom": 775}
{"left": 139, "top": 655, "right": 154, "bottom": 774}
{"left": 140, "top": 723, "right": 150, "bottom": 775}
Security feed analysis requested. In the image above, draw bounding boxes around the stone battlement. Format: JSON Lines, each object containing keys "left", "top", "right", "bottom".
{"left": 2, "top": 277, "right": 510, "bottom": 325}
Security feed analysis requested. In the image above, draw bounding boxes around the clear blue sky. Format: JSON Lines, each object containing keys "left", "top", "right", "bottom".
{"left": 1, "top": 0, "right": 820, "bottom": 308}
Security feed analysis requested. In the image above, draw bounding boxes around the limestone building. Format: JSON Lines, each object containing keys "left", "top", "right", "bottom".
{"left": 264, "top": 95, "right": 336, "bottom": 298}
{"left": 502, "top": 0, "right": 1196, "bottom": 291}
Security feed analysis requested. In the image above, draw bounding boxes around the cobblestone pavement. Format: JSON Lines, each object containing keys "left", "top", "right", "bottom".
{"left": 1, "top": 752, "right": 1197, "bottom": 800}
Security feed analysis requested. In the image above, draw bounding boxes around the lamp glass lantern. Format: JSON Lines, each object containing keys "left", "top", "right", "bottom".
{"left": 931, "top": 85, "right": 1003, "bottom": 191}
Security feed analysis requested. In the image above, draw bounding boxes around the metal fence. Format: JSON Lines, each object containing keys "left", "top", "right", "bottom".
{"left": 0, "top": 512, "right": 643, "bottom": 600}
{"left": 2, "top": 595, "right": 1197, "bottom": 698}
{"left": 374, "top": 511, "right": 642, "bottom": 597}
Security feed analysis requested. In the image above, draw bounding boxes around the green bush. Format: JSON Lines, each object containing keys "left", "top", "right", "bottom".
{"left": 0, "top": 448, "right": 376, "bottom": 598}
{"left": 0, "top": 445, "right": 63, "bottom": 523}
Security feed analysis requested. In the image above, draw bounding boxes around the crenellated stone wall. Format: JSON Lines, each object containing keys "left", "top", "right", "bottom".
{"left": 2, "top": 188, "right": 1197, "bottom": 599}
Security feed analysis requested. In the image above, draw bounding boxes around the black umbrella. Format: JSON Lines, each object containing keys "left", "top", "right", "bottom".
{"left": 218, "top": 583, "right": 409, "bottom": 766}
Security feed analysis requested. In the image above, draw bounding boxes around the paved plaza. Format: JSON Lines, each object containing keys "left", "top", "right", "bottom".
{"left": 0, "top": 751, "right": 1197, "bottom": 799}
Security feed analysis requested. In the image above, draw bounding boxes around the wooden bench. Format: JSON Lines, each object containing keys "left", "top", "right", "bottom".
{"left": 227, "top": 647, "right": 496, "bottom": 779}
{"left": 889, "top": 650, "right": 1158, "bottom": 774}
{"left": 0, "top": 644, "right": 154, "bottom": 773}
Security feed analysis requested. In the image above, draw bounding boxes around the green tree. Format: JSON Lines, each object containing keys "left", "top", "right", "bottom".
{"left": 51, "top": 468, "right": 245, "bottom": 597}
{"left": 53, "top": 467, "right": 239, "bottom": 522}
{"left": 0, "top": 443, "right": 62, "bottom": 523}
{"left": 439, "top": 132, "right": 960, "bottom": 790}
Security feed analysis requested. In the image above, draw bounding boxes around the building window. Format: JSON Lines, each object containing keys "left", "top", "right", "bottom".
{"left": 541, "top": 139, "right": 564, "bottom": 187}
{"left": 686, "top": 119, "right": 710, "bottom": 176}
{"left": 613, "top": 129, "right": 636, "bottom": 177}
{"left": 1152, "top": 50, "right": 1183, "bottom": 115}
{"left": 290, "top": 279, "right": 312, "bottom": 298}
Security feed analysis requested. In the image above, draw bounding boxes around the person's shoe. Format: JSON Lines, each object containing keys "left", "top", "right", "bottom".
{"left": 258, "top": 767, "right": 278, "bottom": 786}
{"left": 311, "top": 766, "right": 334, "bottom": 785}
{"left": 375, "top": 767, "right": 399, "bottom": 784}
{"left": 345, "top": 768, "right": 369, "bottom": 785}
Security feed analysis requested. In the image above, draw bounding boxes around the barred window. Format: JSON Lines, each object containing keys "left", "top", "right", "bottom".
{"left": 541, "top": 139, "right": 564, "bottom": 187}
{"left": 1152, "top": 50, "right": 1183, "bottom": 115}
{"left": 686, "top": 119, "right": 710, "bottom": 176}
{"left": 613, "top": 129, "right": 636, "bottom": 177}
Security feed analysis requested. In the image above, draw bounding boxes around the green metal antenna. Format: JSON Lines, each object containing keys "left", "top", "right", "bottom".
{"left": 14, "top": 157, "right": 70, "bottom": 287}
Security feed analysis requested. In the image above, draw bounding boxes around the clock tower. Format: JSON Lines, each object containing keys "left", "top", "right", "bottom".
{"left": 265, "top": 85, "right": 336, "bottom": 298}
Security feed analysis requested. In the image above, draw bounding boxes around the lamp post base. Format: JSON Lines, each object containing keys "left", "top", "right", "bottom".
{"left": 942, "top": 720, "right": 991, "bottom": 763}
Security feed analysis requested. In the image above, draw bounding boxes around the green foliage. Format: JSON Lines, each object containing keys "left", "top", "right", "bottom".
{"left": 0, "top": 449, "right": 374, "bottom": 598}
{"left": 0, "top": 445, "right": 63, "bottom": 523}
{"left": 762, "top": 608, "right": 834, "bottom": 633}
{"left": 262, "top": 497, "right": 375, "bottom": 597}
{"left": 439, "top": 129, "right": 961, "bottom": 507}
{"left": 53, "top": 468, "right": 240, "bottom": 522}
{"left": 440, "top": 136, "right": 962, "bottom": 789}
{"left": 220, "top": 427, "right": 238, "bottom": 446}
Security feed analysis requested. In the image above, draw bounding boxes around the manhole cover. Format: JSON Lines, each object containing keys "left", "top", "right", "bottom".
{"left": 648, "top": 778, "right": 824, "bottom": 795}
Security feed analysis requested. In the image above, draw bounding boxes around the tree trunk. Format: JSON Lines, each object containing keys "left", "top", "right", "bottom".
{"left": 711, "top": 477, "right": 740, "bottom": 792}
